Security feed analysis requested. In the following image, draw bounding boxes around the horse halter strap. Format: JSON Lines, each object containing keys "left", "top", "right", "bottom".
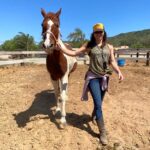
{"left": 43, "top": 31, "right": 58, "bottom": 43}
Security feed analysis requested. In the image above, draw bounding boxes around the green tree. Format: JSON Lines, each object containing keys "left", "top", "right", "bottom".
{"left": 1, "top": 40, "right": 16, "bottom": 51}
{"left": 67, "top": 28, "right": 85, "bottom": 42}
{"left": 67, "top": 28, "right": 86, "bottom": 47}
{"left": 13, "top": 32, "right": 35, "bottom": 51}
{"left": 0, "top": 32, "right": 39, "bottom": 51}
{"left": 37, "top": 41, "right": 44, "bottom": 50}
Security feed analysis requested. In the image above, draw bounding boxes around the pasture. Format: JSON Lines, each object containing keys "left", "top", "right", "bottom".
{"left": 0, "top": 61, "right": 150, "bottom": 150}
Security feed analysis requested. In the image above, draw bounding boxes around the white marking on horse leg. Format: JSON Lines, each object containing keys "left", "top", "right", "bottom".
{"left": 59, "top": 72, "right": 69, "bottom": 123}
{"left": 60, "top": 84, "right": 68, "bottom": 101}
{"left": 60, "top": 72, "right": 69, "bottom": 102}
{"left": 51, "top": 79, "right": 61, "bottom": 112}
{"left": 56, "top": 107, "right": 61, "bottom": 112}
{"left": 60, "top": 116, "right": 66, "bottom": 124}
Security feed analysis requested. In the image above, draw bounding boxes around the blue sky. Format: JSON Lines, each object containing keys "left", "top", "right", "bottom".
{"left": 0, "top": 0, "right": 150, "bottom": 44}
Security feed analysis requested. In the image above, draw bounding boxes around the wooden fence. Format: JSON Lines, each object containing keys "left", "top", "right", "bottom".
{"left": 0, "top": 51, "right": 87, "bottom": 66}
{"left": 0, "top": 49, "right": 150, "bottom": 66}
{"left": 114, "top": 49, "right": 150, "bottom": 66}
{"left": 0, "top": 51, "right": 46, "bottom": 59}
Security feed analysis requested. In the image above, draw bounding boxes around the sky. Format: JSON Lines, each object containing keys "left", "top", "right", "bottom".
{"left": 0, "top": 0, "right": 150, "bottom": 44}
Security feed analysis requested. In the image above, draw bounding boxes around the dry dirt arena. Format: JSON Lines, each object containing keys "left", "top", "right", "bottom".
{"left": 0, "top": 60, "right": 150, "bottom": 150}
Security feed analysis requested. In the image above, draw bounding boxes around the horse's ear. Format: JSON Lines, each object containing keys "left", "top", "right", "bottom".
{"left": 56, "top": 8, "right": 61, "bottom": 17}
{"left": 41, "top": 8, "right": 47, "bottom": 17}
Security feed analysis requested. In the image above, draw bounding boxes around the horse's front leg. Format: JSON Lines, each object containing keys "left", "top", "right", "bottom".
{"left": 59, "top": 73, "right": 69, "bottom": 126}
{"left": 51, "top": 79, "right": 61, "bottom": 113}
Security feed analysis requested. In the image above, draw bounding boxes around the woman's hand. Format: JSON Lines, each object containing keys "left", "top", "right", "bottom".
{"left": 118, "top": 71, "right": 124, "bottom": 82}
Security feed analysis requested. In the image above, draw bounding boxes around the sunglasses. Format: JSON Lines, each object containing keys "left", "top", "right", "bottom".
{"left": 94, "top": 31, "right": 103, "bottom": 34}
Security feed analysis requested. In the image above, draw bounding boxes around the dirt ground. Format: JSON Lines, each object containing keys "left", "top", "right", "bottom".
{"left": 0, "top": 60, "right": 150, "bottom": 150}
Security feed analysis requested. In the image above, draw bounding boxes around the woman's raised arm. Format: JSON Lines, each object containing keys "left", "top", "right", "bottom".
{"left": 57, "top": 39, "right": 88, "bottom": 56}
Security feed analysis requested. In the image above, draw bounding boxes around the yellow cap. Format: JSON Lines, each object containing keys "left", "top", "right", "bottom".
{"left": 93, "top": 23, "right": 104, "bottom": 32}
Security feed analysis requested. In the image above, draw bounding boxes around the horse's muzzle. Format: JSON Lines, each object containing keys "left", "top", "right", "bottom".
{"left": 43, "top": 43, "right": 54, "bottom": 49}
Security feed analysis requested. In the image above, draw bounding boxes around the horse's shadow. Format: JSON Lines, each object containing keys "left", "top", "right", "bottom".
{"left": 13, "top": 90, "right": 98, "bottom": 138}
{"left": 13, "top": 89, "right": 57, "bottom": 127}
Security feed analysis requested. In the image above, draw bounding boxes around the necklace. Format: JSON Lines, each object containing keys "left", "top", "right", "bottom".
{"left": 96, "top": 46, "right": 107, "bottom": 70}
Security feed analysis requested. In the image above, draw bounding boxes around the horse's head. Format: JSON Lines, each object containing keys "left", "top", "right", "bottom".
{"left": 41, "top": 8, "right": 61, "bottom": 50}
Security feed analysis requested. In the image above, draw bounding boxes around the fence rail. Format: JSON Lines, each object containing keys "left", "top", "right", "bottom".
{"left": 0, "top": 51, "right": 46, "bottom": 60}
{"left": 0, "top": 49, "right": 150, "bottom": 66}
{"left": 0, "top": 51, "right": 45, "bottom": 55}
{"left": 114, "top": 49, "right": 150, "bottom": 66}
{"left": 0, "top": 51, "right": 87, "bottom": 66}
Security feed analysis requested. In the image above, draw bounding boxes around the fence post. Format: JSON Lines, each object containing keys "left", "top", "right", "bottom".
{"left": 117, "top": 53, "right": 119, "bottom": 58}
{"left": 146, "top": 51, "right": 150, "bottom": 66}
{"left": 114, "top": 51, "right": 116, "bottom": 57}
{"left": 136, "top": 49, "right": 139, "bottom": 63}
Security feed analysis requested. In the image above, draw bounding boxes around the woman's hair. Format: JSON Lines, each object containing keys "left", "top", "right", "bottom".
{"left": 86, "top": 31, "right": 107, "bottom": 48}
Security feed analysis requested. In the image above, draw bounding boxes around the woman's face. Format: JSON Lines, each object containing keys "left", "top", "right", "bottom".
{"left": 93, "top": 31, "right": 104, "bottom": 43}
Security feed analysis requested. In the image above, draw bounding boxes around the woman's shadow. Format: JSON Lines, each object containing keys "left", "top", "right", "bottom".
{"left": 13, "top": 89, "right": 98, "bottom": 138}
{"left": 66, "top": 113, "right": 98, "bottom": 138}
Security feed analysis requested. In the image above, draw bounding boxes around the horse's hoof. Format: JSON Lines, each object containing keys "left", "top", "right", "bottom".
{"left": 59, "top": 122, "right": 68, "bottom": 129}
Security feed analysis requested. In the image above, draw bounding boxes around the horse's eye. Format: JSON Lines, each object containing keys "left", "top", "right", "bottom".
{"left": 42, "top": 34, "right": 46, "bottom": 40}
{"left": 54, "top": 22, "right": 59, "bottom": 27}
{"left": 55, "top": 24, "right": 58, "bottom": 27}
{"left": 53, "top": 19, "right": 59, "bottom": 27}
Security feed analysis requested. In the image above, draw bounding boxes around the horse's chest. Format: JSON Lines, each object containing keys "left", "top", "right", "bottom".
{"left": 46, "top": 51, "right": 67, "bottom": 80}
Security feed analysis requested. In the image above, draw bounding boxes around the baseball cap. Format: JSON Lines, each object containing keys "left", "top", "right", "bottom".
{"left": 93, "top": 23, "right": 104, "bottom": 32}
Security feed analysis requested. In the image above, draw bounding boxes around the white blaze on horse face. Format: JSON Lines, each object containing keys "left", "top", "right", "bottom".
{"left": 44, "top": 20, "right": 54, "bottom": 48}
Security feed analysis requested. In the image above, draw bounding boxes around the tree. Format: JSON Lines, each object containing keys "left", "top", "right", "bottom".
{"left": 0, "top": 32, "right": 39, "bottom": 51}
{"left": 67, "top": 28, "right": 85, "bottom": 42}
{"left": 67, "top": 28, "right": 86, "bottom": 47}
{"left": 13, "top": 32, "right": 35, "bottom": 51}
{"left": 1, "top": 40, "right": 16, "bottom": 51}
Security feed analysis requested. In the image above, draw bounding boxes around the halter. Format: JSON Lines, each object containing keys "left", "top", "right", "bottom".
{"left": 42, "top": 30, "right": 62, "bottom": 52}
{"left": 42, "top": 31, "right": 59, "bottom": 43}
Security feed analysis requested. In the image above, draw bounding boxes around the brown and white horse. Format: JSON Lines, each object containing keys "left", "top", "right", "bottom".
{"left": 41, "top": 8, "right": 77, "bottom": 127}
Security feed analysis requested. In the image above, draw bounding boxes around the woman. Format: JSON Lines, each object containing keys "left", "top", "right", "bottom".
{"left": 57, "top": 23, "right": 124, "bottom": 145}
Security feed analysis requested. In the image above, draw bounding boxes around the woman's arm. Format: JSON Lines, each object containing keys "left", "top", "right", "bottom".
{"left": 108, "top": 44, "right": 124, "bottom": 81}
{"left": 57, "top": 39, "right": 89, "bottom": 56}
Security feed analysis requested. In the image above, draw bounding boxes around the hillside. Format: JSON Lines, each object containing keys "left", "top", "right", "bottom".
{"left": 108, "top": 29, "right": 150, "bottom": 48}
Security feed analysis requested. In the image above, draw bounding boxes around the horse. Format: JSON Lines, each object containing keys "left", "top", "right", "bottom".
{"left": 41, "top": 8, "right": 77, "bottom": 128}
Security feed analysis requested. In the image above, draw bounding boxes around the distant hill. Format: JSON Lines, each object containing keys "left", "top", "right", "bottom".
{"left": 108, "top": 29, "right": 150, "bottom": 48}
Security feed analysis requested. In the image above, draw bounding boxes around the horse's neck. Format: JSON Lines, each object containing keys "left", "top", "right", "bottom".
{"left": 52, "top": 49, "right": 65, "bottom": 60}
